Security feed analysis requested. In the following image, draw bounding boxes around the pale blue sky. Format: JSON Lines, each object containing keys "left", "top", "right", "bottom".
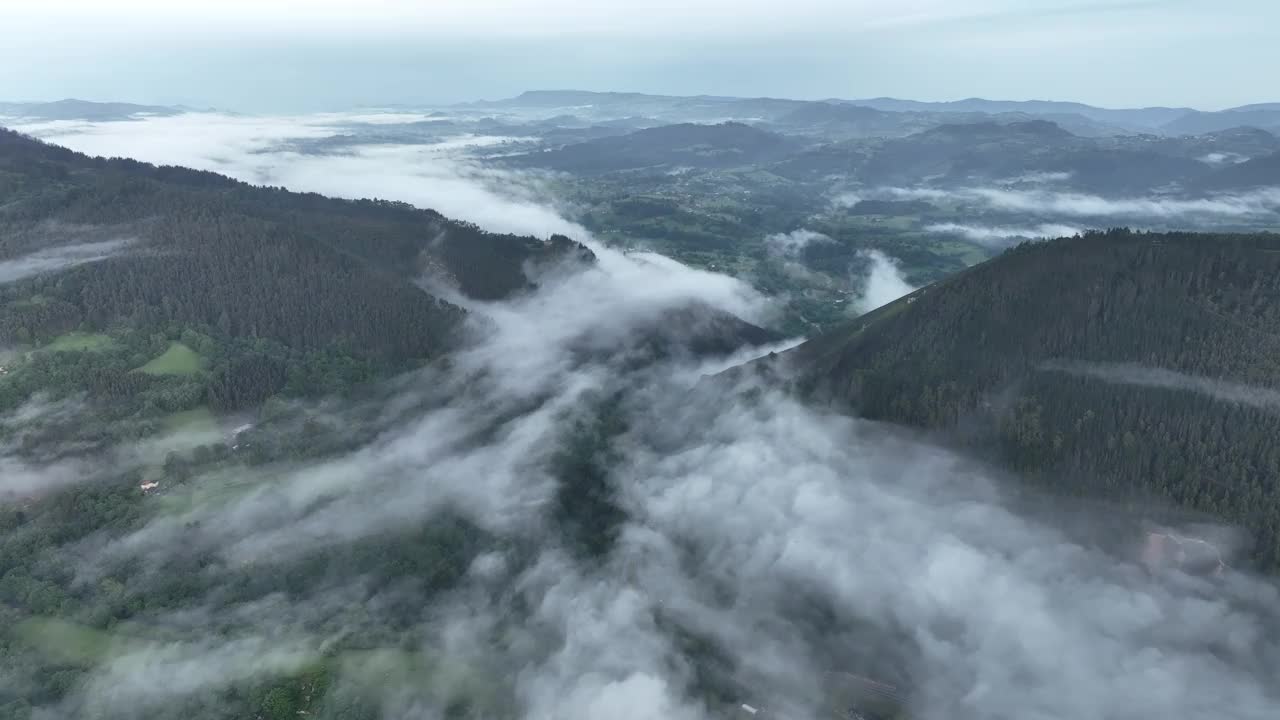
{"left": 1, "top": 0, "right": 1275, "bottom": 111}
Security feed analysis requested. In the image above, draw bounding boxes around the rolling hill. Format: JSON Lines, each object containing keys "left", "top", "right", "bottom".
{"left": 0, "top": 127, "right": 780, "bottom": 412}
{"left": 505, "top": 121, "right": 797, "bottom": 174}
{"left": 0, "top": 128, "right": 596, "bottom": 359}
{"left": 0, "top": 99, "right": 185, "bottom": 121}
{"left": 774, "top": 229, "right": 1280, "bottom": 569}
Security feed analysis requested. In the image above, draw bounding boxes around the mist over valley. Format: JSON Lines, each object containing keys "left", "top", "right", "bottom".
{"left": 3, "top": 6, "right": 1280, "bottom": 718}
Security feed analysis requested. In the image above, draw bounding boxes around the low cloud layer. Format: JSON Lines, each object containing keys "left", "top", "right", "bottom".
{"left": 925, "top": 222, "right": 1082, "bottom": 247}
{"left": 59, "top": 247, "right": 1280, "bottom": 718}
{"left": 886, "top": 185, "right": 1280, "bottom": 222}
{"left": 11, "top": 113, "right": 575, "bottom": 239}
{"left": 5, "top": 109, "right": 1279, "bottom": 720}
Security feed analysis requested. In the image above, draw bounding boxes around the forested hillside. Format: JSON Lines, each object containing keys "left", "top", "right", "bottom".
{"left": 0, "top": 128, "right": 600, "bottom": 409}
{"left": 786, "top": 229, "right": 1280, "bottom": 569}
{"left": 0, "top": 129, "right": 795, "bottom": 720}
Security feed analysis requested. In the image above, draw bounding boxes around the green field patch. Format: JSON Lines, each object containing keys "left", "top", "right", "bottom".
{"left": 12, "top": 618, "right": 115, "bottom": 665}
{"left": 137, "top": 342, "right": 204, "bottom": 375}
{"left": 163, "top": 406, "right": 219, "bottom": 434}
{"left": 42, "top": 332, "right": 115, "bottom": 353}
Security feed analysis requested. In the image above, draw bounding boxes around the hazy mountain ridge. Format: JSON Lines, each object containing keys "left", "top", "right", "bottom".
{"left": 0, "top": 99, "right": 187, "bottom": 121}
{"left": 507, "top": 112, "right": 1280, "bottom": 193}
{"left": 476, "top": 89, "right": 1280, "bottom": 136}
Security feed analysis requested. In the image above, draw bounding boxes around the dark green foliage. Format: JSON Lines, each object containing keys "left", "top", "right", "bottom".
{"left": 0, "top": 129, "right": 608, "bottom": 718}
{"left": 550, "top": 397, "right": 629, "bottom": 560}
{"left": 791, "top": 229, "right": 1280, "bottom": 569}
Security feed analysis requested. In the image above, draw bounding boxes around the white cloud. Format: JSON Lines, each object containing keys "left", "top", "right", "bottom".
{"left": 12, "top": 112, "right": 576, "bottom": 238}
{"left": 926, "top": 222, "right": 1082, "bottom": 247}
{"left": 972, "top": 186, "right": 1280, "bottom": 219}
{"left": 763, "top": 229, "right": 833, "bottom": 256}
{"left": 855, "top": 250, "right": 916, "bottom": 314}
{"left": 1200, "top": 152, "right": 1249, "bottom": 165}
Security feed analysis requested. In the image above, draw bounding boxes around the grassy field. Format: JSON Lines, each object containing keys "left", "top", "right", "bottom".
{"left": 138, "top": 341, "right": 203, "bottom": 375}
{"left": 42, "top": 332, "right": 115, "bottom": 352}
{"left": 163, "top": 405, "right": 218, "bottom": 434}
{"left": 131, "top": 406, "right": 223, "bottom": 483}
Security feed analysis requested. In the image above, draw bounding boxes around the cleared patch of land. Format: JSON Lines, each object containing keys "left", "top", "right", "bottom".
{"left": 137, "top": 341, "right": 203, "bottom": 375}
{"left": 163, "top": 405, "right": 218, "bottom": 434}
{"left": 41, "top": 332, "right": 115, "bottom": 353}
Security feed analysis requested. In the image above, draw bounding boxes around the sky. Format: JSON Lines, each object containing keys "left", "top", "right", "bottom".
{"left": 0, "top": 0, "right": 1277, "bottom": 112}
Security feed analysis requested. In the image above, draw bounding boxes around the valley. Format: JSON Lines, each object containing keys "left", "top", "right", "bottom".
{"left": 1, "top": 92, "right": 1280, "bottom": 720}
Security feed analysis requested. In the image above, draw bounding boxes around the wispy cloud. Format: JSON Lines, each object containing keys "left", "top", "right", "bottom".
{"left": 1042, "top": 359, "right": 1280, "bottom": 411}
{"left": 11, "top": 112, "right": 575, "bottom": 238}
{"left": 0, "top": 238, "right": 132, "bottom": 284}
{"left": 884, "top": 185, "right": 1280, "bottom": 222}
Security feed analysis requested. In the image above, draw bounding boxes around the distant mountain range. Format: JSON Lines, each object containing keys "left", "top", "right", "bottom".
{"left": 6, "top": 93, "right": 1280, "bottom": 139}
{"left": 503, "top": 115, "right": 1280, "bottom": 193}
{"left": 836, "top": 97, "right": 1195, "bottom": 133}
{"left": 475, "top": 90, "right": 1280, "bottom": 137}
{"left": 0, "top": 99, "right": 187, "bottom": 121}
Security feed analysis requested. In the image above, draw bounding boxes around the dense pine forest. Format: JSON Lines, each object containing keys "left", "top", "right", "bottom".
{"left": 786, "top": 228, "right": 1280, "bottom": 569}
{"left": 0, "top": 128, "right": 597, "bottom": 412}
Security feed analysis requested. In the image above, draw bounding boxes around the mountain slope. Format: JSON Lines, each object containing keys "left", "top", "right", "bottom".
{"left": 856, "top": 120, "right": 1079, "bottom": 185}
{"left": 0, "top": 128, "right": 777, "bottom": 413}
{"left": 0, "top": 128, "right": 600, "bottom": 353}
{"left": 781, "top": 229, "right": 1280, "bottom": 569}
{"left": 0, "top": 128, "right": 614, "bottom": 413}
